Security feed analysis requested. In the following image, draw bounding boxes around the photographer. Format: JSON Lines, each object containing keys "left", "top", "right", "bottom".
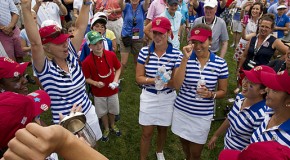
{"left": 237, "top": 14, "right": 288, "bottom": 79}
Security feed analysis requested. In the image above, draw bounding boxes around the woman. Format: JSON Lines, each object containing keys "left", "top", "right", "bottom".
{"left": 237, "top": 14, "right": 288, "bottom": 73}
{"left": 250, "top": 70, "right": 290, "bottom": 147}
{"left": 136, "top": 17, "right": 182, "bottom": 160}
{"left": 144, "top": 0, "right": 182, "bottom": 49}
{"left": 208, "top": 65, "right": 275, "bottom": 151}
{"left": 273, "top": 5, "right": 289, "bottom": 39}
{"left": 233, "top": 2, "right": 263, "bottom": 93}
{"left": 20, "top": 0, "right": 102, "bottom": 140}
{"left": 118, "top": 0, "right": 150, "bottom": 73}
{"left": 171, "top": 24, "right": 228, "bottom": 159}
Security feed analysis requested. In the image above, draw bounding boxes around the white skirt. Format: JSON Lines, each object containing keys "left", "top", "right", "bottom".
{"left": 139, "top": 89, "right": 176, "bottom": 126}
{"left": 171, "top": 108, "right": 212, "bottom": 144}
{"left": 85, "top": 106, "right": 102, "bottom": 141}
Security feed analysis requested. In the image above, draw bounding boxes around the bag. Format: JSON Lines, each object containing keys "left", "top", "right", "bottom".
{"left": 122, "top": 36, "right": 133, "bottom": 47}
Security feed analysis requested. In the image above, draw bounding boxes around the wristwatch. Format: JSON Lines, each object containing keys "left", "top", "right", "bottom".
{"left": 83, "top": 1, "right": 92, "bottom": 5}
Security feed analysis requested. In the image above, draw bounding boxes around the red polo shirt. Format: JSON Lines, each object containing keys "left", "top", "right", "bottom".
{"left": 82, "top": 50, "right": 121, "bottom": 97}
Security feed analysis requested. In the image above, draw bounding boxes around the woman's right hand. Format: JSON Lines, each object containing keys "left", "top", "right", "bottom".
{"left": 182, "top": 44, "right": 194, "bottom": 59}
{"left": 207, "top": 135, "right": 218, "bottom": 150}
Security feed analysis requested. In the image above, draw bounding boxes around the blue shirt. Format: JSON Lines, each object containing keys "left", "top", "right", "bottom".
{"left": 121, "top": 2, "right": 146, "bottom": 38}
{"left": 225, "top": 93, "right": 267, "bottom": 150}
{"left": 174, "top": 52, "right": 228, "bottom": 118}
{"left": 275, "top": 14, "right": 290, "bottom": 38}
{"left": 80, "top": 38, "right": 113, "bottom": 62}
{"left": 267, "top": 0, "right": 278, "bottom": 7}
{"left": 34, "top": 40, "right": 92, "bottom": 123}
{"left": 250, "top": 111, "right": 290, "bottom": 148}
{"left": 160, "top": 9, "right": 182, "bottom": 49}
{"left": 137, "top": 42, "right": 182, "bottom": 93}
{"left": 177, "top": 1, "right": 188, "bottom": 25}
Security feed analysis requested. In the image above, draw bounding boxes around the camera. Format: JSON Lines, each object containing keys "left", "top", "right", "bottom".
{"left": 247, "top": 60, "right": 256, "bottom": 69}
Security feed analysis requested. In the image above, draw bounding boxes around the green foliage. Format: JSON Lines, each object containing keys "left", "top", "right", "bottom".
{"left": 26, "top": 31, "right": 237, "bottom": 159}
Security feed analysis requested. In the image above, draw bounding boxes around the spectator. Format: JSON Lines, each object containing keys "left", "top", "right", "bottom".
{"left": 190, "top": 0, "right": 229, "bottom": 58}
{"left": 0, "top": 0, "right": 24, "bottom": 62}
{"left": 95, "top": 0, "right": 123, "bottom": 49}
{"left": 230, "top": 0, "right": 244, "bottom": 48}
{"left": 267, "top": 0, "right": 285, "bottom": 15}
{"left": 190, "top": 0, "right": 227, "bottom": 18}
{"left": 273, "top": 5, "right": 289, "bottom": 39}
{"left": 2, "top": 123, "right": 108, "bottom": 160}
{"left": 32, "top": 0, "right": 68, "bottom": 28}
{"left": 82, "top": 31, "right": 121, "bottom": 142}
{"left": 118, "top": 0, "right": 150, "bottom": 74}
{"left": 237, "top": 14, "right": 288, "bottom": 73}
{"left": 21, "top": 0, "right": 102, "bottom": 141}
{"left": 80, "top": 13, "right": 115, "bottom": 62}
{"left": 251, "top": 70, "right": 290, "bottom": 147}
{"left": 146, "top": 0, "right": 167, "bottom": 23}
{"left": 136, "top": 17, "right": 182, "bottom": 160}
{"left": 172, "top": 24, "right": 228, "bottom": 160}
{"left": 0, "top": 90, "right": 52, "bottom": 158}
{"left": 208, "top": 66, "right": 275, "bottom": 151}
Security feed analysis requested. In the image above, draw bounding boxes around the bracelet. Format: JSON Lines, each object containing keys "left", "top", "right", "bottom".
{"left": 83, "top": 1, "right": 92, "bottom": 5}
{"left": 145, "top": 77, "right": 149, "bottom": 82}
{"left": 212, "top": 92, "right": 217, "bottom": 99}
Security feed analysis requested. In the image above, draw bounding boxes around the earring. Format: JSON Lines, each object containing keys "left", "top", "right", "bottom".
{"left": 286, "top": 104, "right": 290, "bottom": 107}
{"left": 0, "top": 88, "right": 5, "bottom": 93}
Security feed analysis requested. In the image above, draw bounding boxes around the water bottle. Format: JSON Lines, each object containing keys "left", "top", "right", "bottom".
{"left": 196, "top": 76, "right": 206, "bottom": 100}
{"left": 155, "top": 70, "right": 172, "bottom": 90}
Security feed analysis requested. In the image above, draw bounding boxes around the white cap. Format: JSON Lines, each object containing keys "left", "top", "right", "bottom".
{"left": 204, "top": 0, "right": 217, "bottom": 8}
{"left": 41, "top": 20, "right": 62, "bottom": 29}
{"left": 91, "top": 12, "right": 108, "bottom": 28}
{"left": 277, "top": 5, "right": 287, "bottom": 10}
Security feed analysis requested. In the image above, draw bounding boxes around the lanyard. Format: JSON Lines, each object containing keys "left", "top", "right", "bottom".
{"left": 253, "top": 34, "right": 271, "bottom": 56}
{"left": 275, "top": 16, "right": 283, "bottom": 26}
{"left": 202, "top": 16, "right": 217, "bottom": 30}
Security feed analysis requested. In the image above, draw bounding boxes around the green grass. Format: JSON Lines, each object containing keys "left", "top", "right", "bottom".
{"left": 26, "top": 31, "right": 237, "bottom": 159}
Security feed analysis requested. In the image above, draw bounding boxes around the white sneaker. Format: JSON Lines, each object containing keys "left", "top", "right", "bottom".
{"left": 156, "top": 152, "right": 165, "bottom": 160}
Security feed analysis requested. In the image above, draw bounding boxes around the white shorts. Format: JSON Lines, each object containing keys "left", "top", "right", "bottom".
{"left": 139, "top": 89, "right": 177, "bottom": 126}
{"left": 232, "top": 20, "right": 243, "bottom": 33}
{"left": 171, "top": 109, "right": 212, "bottom": 144}
{"left": 85, "top": 106, "right": 102, "bottom": 141}
{"left": 94, "top": 93, "right": 120, "bottom": 118}
{"left": 107, "top": 17, "right": 123, "bottom": 45}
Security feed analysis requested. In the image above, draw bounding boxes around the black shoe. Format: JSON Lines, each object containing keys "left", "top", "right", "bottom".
{"left": 25, "top": 74, "right": 36, "bottom": 84}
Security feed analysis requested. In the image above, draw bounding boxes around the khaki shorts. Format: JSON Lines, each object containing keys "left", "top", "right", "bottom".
{"left": 120, "top": 38, "right": 144, "bottom": 55}
{"left": 94, "top": 93, "right": 120, "bottom": 118}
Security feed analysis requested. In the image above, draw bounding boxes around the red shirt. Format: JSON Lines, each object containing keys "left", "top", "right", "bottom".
{"left": 95, "top": 0, "right": 122, "bottom": 20}
{"left": 82, "top": 50, "right": 121, "bottom": 97}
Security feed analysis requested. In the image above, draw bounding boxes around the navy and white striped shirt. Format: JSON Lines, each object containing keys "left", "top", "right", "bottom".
{"left": 250, "top": 110, "right": 290, "bottom": 147}
{"left": 0, "top": 0, "right": 19, "bottom": 26}
{"left": 137, "top": 42, "right": 183, "bottom": 92}
{"left": 35, "top": 40, "right": 92, "bottom": 123}
{"left": 174, "top": 52, "right": 228, "bottom": 118}
{"left": 225, "top": 93, "right": 267, "bottom": 150}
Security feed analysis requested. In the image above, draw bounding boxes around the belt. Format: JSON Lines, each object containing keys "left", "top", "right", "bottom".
{"left": 143, "top": 88, "right": 173, "bottom": 95}
{"left": 108, "top": 17, "right": 120, "bottom": 21}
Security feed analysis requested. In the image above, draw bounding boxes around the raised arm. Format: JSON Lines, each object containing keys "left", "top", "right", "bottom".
{"left": 54, "top": 0, "right": 68, "bottom": 16}
{"left": 118, "top": 0, "right": 125, "bottom": 11}
{"left": 21, "top": 0, "right": 46, "bottom": 72}
{"left": 142, "top": 0, "right": 150, "bottom": 12}
{"left": 220, "top": 0, "right": 227, "bottom": 9}
{"left": 71, "top": 0, "right": 91, "bottom": 52}
{"left": 144, "top": 22, "right": 153, "bottom": 40}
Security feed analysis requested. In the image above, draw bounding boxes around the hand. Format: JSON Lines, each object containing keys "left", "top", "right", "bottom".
{"left": 108, "top": 82, "right": 119, "bottom": 90}
{"left": 59, "top": 103, "right": 83, "bottom": 122}
{"left": 1, "top": 26, "right": 14, "bottom": 36}
{"left": 182, "top": 44, "right": 194, "bottom": 59}
{"left": 95, "top": 81, "right": 105, "bottom": 88}
{"left": 3, "top": 123, "right": 68, "bottom": 160}
{"left": 207, "top": 135, "right": 218, "bottom": 150}
{"left": 53, "top": 0, "right": 62, "bottom": 6}
{"left": 196, "top": 86, "right": 210, "bottom": 98}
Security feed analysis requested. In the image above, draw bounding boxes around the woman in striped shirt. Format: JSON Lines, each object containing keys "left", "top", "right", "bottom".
{"left": 21, "top": 0, "right": 102, "bottom": 141}
{"left": 171, "top": 24, "right": 228, "bottom": 160}
{"left": 208, "top": 65, "right": 275, "bottom": 151}
{"left": 250, "top": 70, "right": 290, "bottom": 147}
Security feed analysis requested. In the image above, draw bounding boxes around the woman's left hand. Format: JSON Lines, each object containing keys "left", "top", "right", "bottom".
{"left": 196, "top": 86, "right": 212, "bottom": 98}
